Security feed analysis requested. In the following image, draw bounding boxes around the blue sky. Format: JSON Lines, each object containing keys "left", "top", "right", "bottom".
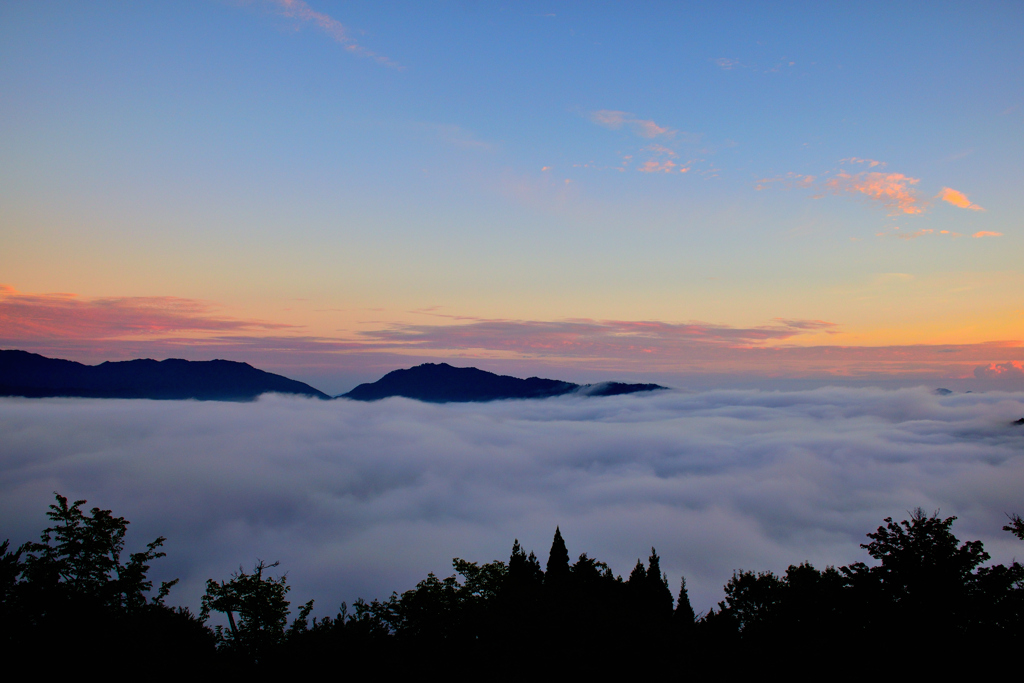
{"left": 1, "top": 1, "right": 1022, "bottom": 392}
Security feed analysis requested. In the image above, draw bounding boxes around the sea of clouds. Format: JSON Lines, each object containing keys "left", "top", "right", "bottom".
{"left": 2, "top": 387, "right": 1023, "bottom": 617}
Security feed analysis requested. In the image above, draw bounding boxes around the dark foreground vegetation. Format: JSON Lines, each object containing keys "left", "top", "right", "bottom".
{"left": 3, "top": 494, "right": 1023, "bottom": 673}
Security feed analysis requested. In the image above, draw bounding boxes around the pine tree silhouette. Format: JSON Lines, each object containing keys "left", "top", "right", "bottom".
{"left": 545, "top": 527, "right": 570, "bottom": 586}
{"left": 645, "top": 548, "right": 674, "bottom": 618}
{"left": 628, "top": 559, "right": 647, "bottom": 586}
{"left": 674, "top": 575, "right": 696, "bottom": 629}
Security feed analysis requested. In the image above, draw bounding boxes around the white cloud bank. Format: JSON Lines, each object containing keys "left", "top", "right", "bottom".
{"left": 2, "top": 388, "right": 1023, "bottom": 617}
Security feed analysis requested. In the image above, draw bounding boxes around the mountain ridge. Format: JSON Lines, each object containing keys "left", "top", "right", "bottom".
{"left": 0, "top": 350, "right": 330, "bottom": 401}
{"left": 340, "top": 362, "right": 667, "bottom": 402}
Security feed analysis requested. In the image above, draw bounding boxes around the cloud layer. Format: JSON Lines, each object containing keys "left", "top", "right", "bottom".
{"left": 2, "top": 388, "right": 1023, "bottom": 619}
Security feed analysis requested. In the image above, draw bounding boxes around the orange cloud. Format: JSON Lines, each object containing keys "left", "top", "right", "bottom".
{"left": 937, "top": 187, "right": 984, "bottom": 211}
{"left": 590, "top": 110, "right": 675, "bottom": 139}
{"left": 262, "top": 0, "right": 401, "bottom": 68}
{"left": 972, "top": 231, "right": 1003, "bottom": 238}
{"left": 824, "top": 171, "right": 922, "bottom": 215}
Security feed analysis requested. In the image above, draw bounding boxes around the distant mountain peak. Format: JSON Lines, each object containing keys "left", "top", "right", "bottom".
{"left": 340, "top": 363, "right": 666, "bottom": 403}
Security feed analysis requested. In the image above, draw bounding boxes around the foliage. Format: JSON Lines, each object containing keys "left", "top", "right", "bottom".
{"left": 717, "top": 569, "right": 786, "bottom": 634}
{"left": 0, "top": 493, "right": 215, "bottom": 668}
{"left": 1004, "top": 513, "right": 1024, "bottom": 541}
{"left": 15, "top": 492, "right": 177, "bottom": 614}
{"left": 860, "top": 508, "right": 990, "bottom": 588}
{"left": 201, "top": 559, "right": 313, "bottom": 661}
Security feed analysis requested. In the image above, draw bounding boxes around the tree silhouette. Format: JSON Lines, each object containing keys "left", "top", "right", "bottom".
{"left": 645, "top": 548, "right": 674, "bottom": 618}
{"left": 716, "top": 569, "right": 785, "bottom": 636}
{"left": 18, "top": 493, "right": 177, "bottom": 615}
{"left": 1004, "top": 513, "right": 1024, "bottom": 541}
{"left": 674, "top": 575, "right": 695, "bottom": 628}
{"left": 0, "top": 493, "right": 214, "bottom": 668}
{"left": 546, "top": 527, "right": 570, "bottom": 585}
{"left": 201, "top": 559, "right": 312, "bottom": 663}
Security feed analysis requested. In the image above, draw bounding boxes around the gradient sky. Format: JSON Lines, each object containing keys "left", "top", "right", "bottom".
{"left": 2, "top": 1, "right": 1022, "bottom": 393}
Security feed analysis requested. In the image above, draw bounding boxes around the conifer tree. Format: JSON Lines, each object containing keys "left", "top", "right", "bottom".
{"left": 674, "top": 575, "right": 696, "bottom": 627}
{"left": 645, "top": 548, "right": 674, "bottom": 617}
{"left": 507, "top": 540, "right": 543, "bottom": 589}
{"left": 545, "top": 527, "right": 570, "bottom": 586}
{"left": 628, "top": 559, "right": 647, "bottom": 586}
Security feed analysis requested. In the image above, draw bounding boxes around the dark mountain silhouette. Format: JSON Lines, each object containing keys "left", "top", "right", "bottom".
{"left": 340, "top": 363, "right": 666, "bottom": 402}
{"left": 0, "top": 350, "right": 329, "bottom": 401}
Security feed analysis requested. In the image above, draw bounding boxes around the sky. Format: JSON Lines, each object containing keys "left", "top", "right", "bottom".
{"left": 3, "top": 388, "right": 1023, "bottom": 617}
{"left": 1, "top": 1, "right": 1023, "bottom": 393}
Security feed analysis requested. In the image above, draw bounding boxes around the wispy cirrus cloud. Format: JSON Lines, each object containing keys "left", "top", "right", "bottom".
{"left": 255, "top": 0, "right": 401, "bottom": 69}
{"left": 590, "top": 110, "right": 675, "bottom": 139}
{"left": 938, "top": 187, "right": 985, "bottom": 211}
{"left": 973, "top": 231, "right": 1003, "bottom": 238}
{"left": 772, "top": 318, "right": 838, "bottom": 331}
{"left": 0, "top": 285, "right": 293, "bottom": 340}
{"left": 896, "top": 228, "right": 934, "bottom": 240}
{"left": 755, "top": 172, "right": 815, "bottom": 191}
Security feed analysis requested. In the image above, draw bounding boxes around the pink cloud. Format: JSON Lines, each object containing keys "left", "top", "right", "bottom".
{"left": 937, "top": 187, "right": 984, "bottom": 211}
{"left": 824, "top": 171, "right": 923, "bottom": 215}
{"left": 261, "top": 0, "right": 401, "bottom": 68}
{"left": 0, "top": 285, "right": 294, "bottom": 341}
{"left": 974, "top": 361, "right": 1024, "bottom": 381}
{"left": 590, "top": 110, "right": 675, "bottom": 139}
{"left": 973, "top": 231, "right": 1003, "bottom": 238}
{"left": 638, "top": 160, "right": 678, "bottom": 173}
